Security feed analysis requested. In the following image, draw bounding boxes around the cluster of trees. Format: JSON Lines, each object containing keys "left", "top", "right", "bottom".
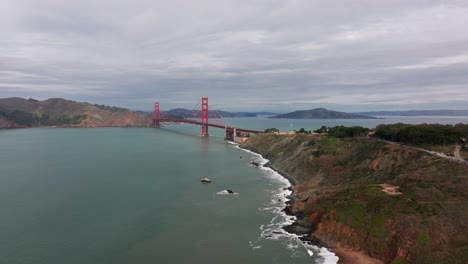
{"left": 0, "top": 110, "right": 87, "bottom": 126}
{"left": 264, "top": 128, "right": 279, "bottom": 133}
{"left": 327, "top": 126, "right": 369, "bottom": 138}
{"left": 373, "top": 123, "right": 468, "bottom": 145}
{"left": 313, "top": 125, "right": 369, "bottom": 138}
{"left": 296, "top": 128, "right": 312, "bottom": 134}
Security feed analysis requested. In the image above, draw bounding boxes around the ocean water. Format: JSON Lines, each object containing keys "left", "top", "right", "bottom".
{"left": 1, "top": 116, "right": 466, "bottom": 264}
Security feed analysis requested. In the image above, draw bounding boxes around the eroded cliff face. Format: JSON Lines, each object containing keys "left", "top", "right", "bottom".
{"left": 242, "top": 134, "right": 468, "bottom": 263}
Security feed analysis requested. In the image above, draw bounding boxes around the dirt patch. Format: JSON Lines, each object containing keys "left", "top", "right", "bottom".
{"left": 333, "top": 247, "right": 384, "bottom": 264}
{"left": 379, "top": 183, "right": 402, "bottom": 195}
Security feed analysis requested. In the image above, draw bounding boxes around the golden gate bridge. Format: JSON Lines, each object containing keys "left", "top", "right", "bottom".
{"left": 153, "top": 97, "right": 263, "bottom": 142}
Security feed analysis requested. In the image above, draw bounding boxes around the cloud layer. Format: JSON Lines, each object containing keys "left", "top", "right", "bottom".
{"left": 1, "top": 0, "right": 468, "bottom": 111}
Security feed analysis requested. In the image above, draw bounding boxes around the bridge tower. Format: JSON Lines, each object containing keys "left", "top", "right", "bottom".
{"left": 201, "top": 97, "right": 208, "bottom": 136}
{"left": 154, "top": 101, "right": 160, "bottom": 128}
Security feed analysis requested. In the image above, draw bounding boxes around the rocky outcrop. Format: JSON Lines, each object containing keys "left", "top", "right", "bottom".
{"left": 242, "top": 134, "right": 468, "bottom": 263}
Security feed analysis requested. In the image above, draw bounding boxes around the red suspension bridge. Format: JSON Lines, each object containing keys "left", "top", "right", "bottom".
{"left": 153, "top": 97, "right": 263, "bottom": 142}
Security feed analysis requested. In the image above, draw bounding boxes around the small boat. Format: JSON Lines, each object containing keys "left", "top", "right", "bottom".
{"left": 200, "top": 178, "right": 212, "bottom": 183}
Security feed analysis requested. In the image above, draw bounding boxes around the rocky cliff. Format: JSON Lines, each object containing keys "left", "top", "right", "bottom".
{"left": 241, "top": 134, "right": 468, "bottom": 263}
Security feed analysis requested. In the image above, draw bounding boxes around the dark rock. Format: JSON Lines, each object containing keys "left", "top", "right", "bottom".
{"left": 250, "top": 161, "right": 260, "bottom": 166}
{"left": 299, "top": 236, "right": 328, "bottom": 247}
{"left": 226, "top": 189, "right": 234, "bottom": 194}
{"left": 283, "top": 223, "right": 313, "bottom": 235}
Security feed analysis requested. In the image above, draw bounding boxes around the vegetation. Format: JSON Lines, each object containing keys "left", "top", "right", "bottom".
{"left": 295, "top": 128, "right": 311, "bottom": 134}
{"left": 0, "top": 111, "right": 87, "bottom": 126}
{"left": 313, "top": 125, "right": 328, "bottom": 134}
{"left": 373, "top": 123, "right": 468, "bottom": 145}
{"left": 264, "top": 127, "right": 279, "bottom": 133}
{"left": 45, "top": 114, "right": 87, "bottom": 126}
{"left": 0, "top": 110, "right": 39, "bottom": 126}
{"left": 327, "top": 125, "right": 369, "bottom": 138}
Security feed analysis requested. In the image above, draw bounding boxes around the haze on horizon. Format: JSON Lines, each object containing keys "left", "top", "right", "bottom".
{"left": 1, "top": 0, "right": 468, "bottom": 112}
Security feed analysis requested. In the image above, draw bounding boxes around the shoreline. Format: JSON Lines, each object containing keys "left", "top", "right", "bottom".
{"left": 235, "top": 143, "right": 340, "bottom": 263}
{"left": 237, "top": 142, "right": 384, "bottom": 264}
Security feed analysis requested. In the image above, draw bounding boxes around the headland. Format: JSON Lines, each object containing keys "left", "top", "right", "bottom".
{"left": 241, "top": 132, "right": 468, "bottom": 263}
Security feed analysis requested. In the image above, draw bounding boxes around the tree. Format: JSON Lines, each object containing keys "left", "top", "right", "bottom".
{"left": 314, "top": 126, "right": 328, "bottom": 134}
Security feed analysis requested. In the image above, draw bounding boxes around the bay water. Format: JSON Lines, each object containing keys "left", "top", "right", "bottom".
{"left": 1, "top": 116, "right": 466, "bottom": 264}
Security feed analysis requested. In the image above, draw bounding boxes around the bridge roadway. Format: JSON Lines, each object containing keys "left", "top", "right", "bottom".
{"left": 158, "top": 118, "right": 263, "bottom": 134}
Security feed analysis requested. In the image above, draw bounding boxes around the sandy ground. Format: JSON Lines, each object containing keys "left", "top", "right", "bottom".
{"left": 333, "top": 247, "right": 384, "bottom": 264}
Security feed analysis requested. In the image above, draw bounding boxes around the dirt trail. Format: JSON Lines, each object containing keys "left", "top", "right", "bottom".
{"left": 454, "top": 145, "right": 464, "bottom": 162}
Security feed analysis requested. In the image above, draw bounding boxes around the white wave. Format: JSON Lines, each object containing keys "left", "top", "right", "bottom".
{"left": 216, "top": 190, "right": 239, "bottom": 195}
{"left": 248, "top": 240, "right": 262, "bottom": 250}
{"left": 237, "top": 145, "right": 338, "bottom": 264}
{"left": 318, "top": 247, "right": 339, "bottom": 264}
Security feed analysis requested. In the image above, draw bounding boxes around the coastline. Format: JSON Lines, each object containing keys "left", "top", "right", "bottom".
{"left": 237, "top": 142, "right": 385, "bottom": 264}
{"left": 235, "top": 142, "right": 340, "bottom": 263}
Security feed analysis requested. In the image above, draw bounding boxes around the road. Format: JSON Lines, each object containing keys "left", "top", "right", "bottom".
{"left": 385, "top": 141, "right": 468, "bottom": 166}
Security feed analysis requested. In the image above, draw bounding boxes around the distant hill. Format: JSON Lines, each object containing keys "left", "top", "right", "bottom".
{"left": 138, "top": 109, "right": 279, "bottom": 118}
{"left": 0, "top": 97, "right": 152, "bottom": 128}
{"left": 357, "top": 110, "right": 468, "bottom": 116}
{"left": 164, "top": 108, "right": 256, "bottom": 118}
{"left": 269, "top": 108, "right": 378, "bottom": 119}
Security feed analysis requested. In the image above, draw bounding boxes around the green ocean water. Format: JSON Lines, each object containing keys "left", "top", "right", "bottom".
{"left": 1, "top": 116, "right": 466, "bottom": 264}
{"left": 0, "top": 126, "right": 332, "bottom": 264}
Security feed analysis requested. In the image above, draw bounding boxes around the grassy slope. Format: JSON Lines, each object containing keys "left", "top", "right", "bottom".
{"left": 0, "top": 97, "right": 152, "bottom": 127}
{"left": 242, "top": 134, "right": 468, "bottom": 264}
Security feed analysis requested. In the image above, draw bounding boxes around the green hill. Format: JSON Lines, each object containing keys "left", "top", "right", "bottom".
{"left": 0, "top": 97, "right": 152, "bottom": 128}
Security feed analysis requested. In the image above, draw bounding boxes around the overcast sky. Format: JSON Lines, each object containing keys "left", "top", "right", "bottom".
{"left": 1, "top": 0, "right": 467, "bottom": 112}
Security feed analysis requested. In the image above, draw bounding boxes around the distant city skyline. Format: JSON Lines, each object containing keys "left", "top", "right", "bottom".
{"left": 1, "top": 0, "right": 468, "bottom": 112}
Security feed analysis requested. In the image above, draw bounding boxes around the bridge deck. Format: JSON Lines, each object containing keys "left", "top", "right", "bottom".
{"left": 157, "top": 118, "right": 263, "bottom": 134}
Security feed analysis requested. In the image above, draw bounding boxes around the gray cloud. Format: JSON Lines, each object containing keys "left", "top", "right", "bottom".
{"left": 1, "top": 0, "right": 468, "bottom": 111}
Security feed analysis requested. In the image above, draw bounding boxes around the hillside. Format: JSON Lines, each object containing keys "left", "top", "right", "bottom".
{"left": 270, "top": 108, "right": 377, "bottom": 119}
{"left": 0, "top": 97, "right": 152, "bottom": 128}
{"left": 241, "top": 134, "right": 468, "bottom": 263}
{"left": 357, "top": 110, "right": 468, "bottom": 116}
